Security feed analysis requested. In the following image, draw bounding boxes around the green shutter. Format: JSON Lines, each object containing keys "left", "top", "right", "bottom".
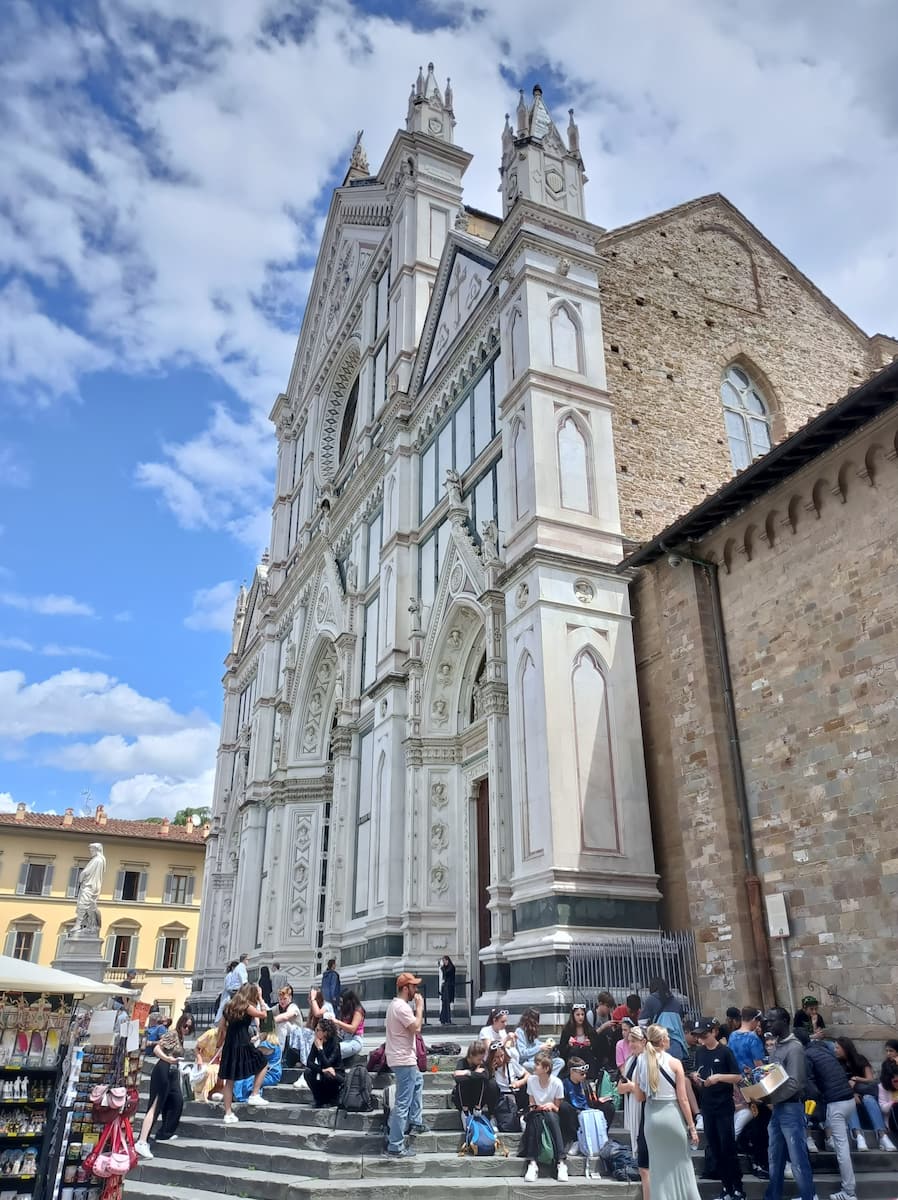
{"left": 128, "top": 937, "right": 138, "bottom": 969}
{"left": 67, "top": 866, "right": 80, "bottom": 898}
{"left": 104, "top": 936, "right": 114, "bottom": 964}
{"left": 114, "top": 870, "right": 125, "bottom": 900}
{"left": 41, "top": 865, "right": 54, "bottom": 896}
{"left": 15, "top": 864, "right": 28, "bottom": 895}
{"left": 185, "top": 876, "right": 195, "bottom": 905}
{"left": 137, "top": 873, "right": 147, "bottom": 903}
{"left": 3, "top": 931, "right": 16, "bottom": 956}
{"left": 154, "top": 937, "right": 164, "bottom": 970}
{"left": 162, "top": 874, "right": 173, "bottom": 905}
{"left": 30, "top": 932, "right": 42, "bottom": 962}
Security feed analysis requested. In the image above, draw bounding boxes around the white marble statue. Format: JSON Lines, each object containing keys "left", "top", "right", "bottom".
{"left": 73, "top": 842, "right": 106, "bottom": 935}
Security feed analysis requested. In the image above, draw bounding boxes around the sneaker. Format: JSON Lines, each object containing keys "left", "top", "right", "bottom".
{"left": 750, "top": 1165, "right": 770, "bottom": 1180}
{"left": 880, "top": 1133, "right": 897, "bottom": 1152}
{"left": 246, "top": 1093, "right": 270, "bottom": 1106}
{"left": 854, "top": 1132, "right": 869, "bottom": 1152}
{"left": 134, "top": 1141, "right": 153, "bottom": 1160}
{"left": 556, "top": 1162, "right": 569, "bottom": 1182}
{"left": 830, "top": 1191, "right": 857, "bottom": 1200}
{"left": 407, "top": 1123, "right": 432, "bottom": 1135}
{"left": 825, "top": 1137, "right": 835, "bottom": 1151}
{"left": 784, "top": 1164, "right": 794, "bottom": 1179}
{"left": 695, "top": 1115, "right": 704, "bottom": 1131}
{"left": 524, "top": 1161, "right": 539, "bottom": 1182}
{"left": 382, "top": 1146, "right": 417, "bottom": 1158}
{"left": 564, "top": 1139, "right": 578, "bottom": 1156}
{"left": 807, "top": 1135, "right": 818, "bottom": 1153}
{"left": 293, "top": 1076, "right": 307, "bottom": 1089}
{"left": 223, "top": 1112, "right": 239, "bottom": 1124}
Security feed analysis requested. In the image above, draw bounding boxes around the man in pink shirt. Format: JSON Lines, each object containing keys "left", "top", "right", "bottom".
{"left": 384, "top": 971, "right": 428, "bottom": 1157}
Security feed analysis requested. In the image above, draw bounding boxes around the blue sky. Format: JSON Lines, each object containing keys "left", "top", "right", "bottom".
{"left": 1, "top": 0, "right": 896, "bottom": 818}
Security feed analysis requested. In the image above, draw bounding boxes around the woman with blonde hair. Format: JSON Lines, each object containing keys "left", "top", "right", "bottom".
{"left": 632, "top": 1024, "right": 699, "bottom": 1200}
{"left": 218, "top": 983, "right": 270, "bottom": 1123}
{"left": 618, "top": 1025, "right": 650, "bottom": 1200}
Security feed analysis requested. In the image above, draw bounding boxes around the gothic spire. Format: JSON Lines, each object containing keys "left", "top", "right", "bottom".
{"left": 343, "top": 130, "right": 370, "bottom": 184}
{"left": 499, "top": 82, "right": 589, "bottom": 218}
{"left": 406, "top": 60, "right": 456, "bottom": 143}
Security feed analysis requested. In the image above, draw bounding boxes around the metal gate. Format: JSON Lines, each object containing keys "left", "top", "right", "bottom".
{"left": 566, "top": 931, "right": 700, "bottom": 1020}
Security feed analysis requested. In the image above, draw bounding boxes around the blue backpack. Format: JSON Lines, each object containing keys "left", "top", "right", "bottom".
{"left": 461, "top": 1110, "right": 496, "bottom": 1156}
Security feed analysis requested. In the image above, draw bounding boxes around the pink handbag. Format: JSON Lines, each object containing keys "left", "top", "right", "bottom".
{"left": 91, "top": 1117, "right": 137, "bottom": 1178}
{"left": 90, "top": 1084, "right": 128, "bottom": 1123}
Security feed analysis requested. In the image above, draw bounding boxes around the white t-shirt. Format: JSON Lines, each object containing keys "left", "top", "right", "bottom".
{"left": 527, "top": 1074, "right": 563, "bottom": 1107}
{"left": 479, "top": 1024, "right": 506, "bottom": 1043}
{"left": 275, "top": 1002, "right": 302, "bottom": 1048}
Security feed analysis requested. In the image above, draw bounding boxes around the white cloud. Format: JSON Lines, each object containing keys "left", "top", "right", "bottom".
{"left": 113, "top": 611, "right": 133, "bottom": 623}
{"left": 0, "top": 447, "right": 30, "bottom": 488}
{"left": 184, "top": 580, "right": 239, "bottom": 633}
{"left": 0, "top": 591, "right": 94, "bottom": 617}
{"left": 106, "top": 767, "right": 216, "bottom": 821}
{"left": 0, "top": 636, "right": 34, "bottom": 652}
{"left": 0, "top": 668, "right": 199, "bottom": 739}
{"left": 0, "top": 792, "right": 16, "bottom": 813}
{"left": 40, "top": 644, "right": 110, "bottom": 660}
{"left": 1, "top": 0, "right": 896, "bottom": 543}
{"left": 47, "top": 725, "right": 220, "bottom": 778}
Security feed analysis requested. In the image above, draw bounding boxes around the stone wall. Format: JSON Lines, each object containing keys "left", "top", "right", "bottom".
{"left": 598, "top": 195, "right": 878, "bottom": 543}
{"left": 631, "top": 404, "right": 898, "bottom": 1024}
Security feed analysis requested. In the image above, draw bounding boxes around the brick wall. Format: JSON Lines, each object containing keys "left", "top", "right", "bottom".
{"left": 598, "top": 195, "right": 877, "bottom": 543}
{"left": 632, "top": 406, "right": 898, "bottom": 1023}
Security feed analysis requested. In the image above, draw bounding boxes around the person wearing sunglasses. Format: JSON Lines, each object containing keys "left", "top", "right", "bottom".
{"left": 515, "top": 1007, "right": 564, "bottom": 1076}
{"left": 452, "top": 1039, "right": 500, "bottom": 1122}
{"left": 479, "top": 1008, "right": 515, "bottom": 1049}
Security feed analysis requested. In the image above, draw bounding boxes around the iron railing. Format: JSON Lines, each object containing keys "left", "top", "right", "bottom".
{"left": 566, "top": 931, "right": 700, "bottom": 1021}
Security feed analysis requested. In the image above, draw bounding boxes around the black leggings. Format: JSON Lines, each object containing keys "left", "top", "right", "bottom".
{"left": 147, "top": 1060, "right": 183, "bottom": 1141}
{"left": 304, "top": 1067, "right": 342, "bottom": 1107}
{"left": 453, "top": 1075, "right": 500, "bottom": 1116}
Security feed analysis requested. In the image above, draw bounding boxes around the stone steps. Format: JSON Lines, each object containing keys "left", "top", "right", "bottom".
{"left": 128, "top": 1061, "right": 898, "bottom": 1200}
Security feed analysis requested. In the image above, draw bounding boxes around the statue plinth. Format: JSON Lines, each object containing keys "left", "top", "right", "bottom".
{"left": 52, "top": 932, "right": 107, "bottom": 983}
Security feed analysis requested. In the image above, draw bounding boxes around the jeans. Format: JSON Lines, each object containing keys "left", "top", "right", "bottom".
{"left": 848, "top": 1093, "right": 885, "bottom": 1133}
{"left": 387, "top": 1064, "right": 423, "bottom": 1153}
{"left": 764, "top": 1101, "right": 815, "bottom": 1200}
{"left": 824, "top": 1098, "right": 856, "bottom": 1197}
{"left": 340, "top": 1036, "right": 363, "bottom": 1060}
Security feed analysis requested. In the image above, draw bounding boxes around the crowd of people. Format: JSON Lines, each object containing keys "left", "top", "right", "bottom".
{"left": 129, "top": 963, "right": 898, "bottom": 1200}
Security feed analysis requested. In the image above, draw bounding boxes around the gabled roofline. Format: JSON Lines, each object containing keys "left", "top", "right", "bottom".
{"left": 599, "top": 192, "right": 871, "bottom": 345}
{"left": 619, "top": 357, "right": 898, "bottom": 569}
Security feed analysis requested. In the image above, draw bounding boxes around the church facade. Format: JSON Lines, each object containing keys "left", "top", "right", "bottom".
{"left": 194, "top": 65, "right": 894, "bottom": 1018}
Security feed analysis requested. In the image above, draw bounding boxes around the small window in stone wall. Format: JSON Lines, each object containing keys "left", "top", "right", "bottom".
{"left": 721, "top": 365, "right": 771, "bottom": 471}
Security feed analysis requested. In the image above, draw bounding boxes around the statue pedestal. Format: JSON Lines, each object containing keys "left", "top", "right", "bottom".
{"left": 52, "top": 934, "right": 107, "bottom": 984}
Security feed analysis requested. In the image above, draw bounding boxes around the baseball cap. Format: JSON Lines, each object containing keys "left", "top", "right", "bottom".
{"left": 612, "top": 1004, "right": 630, "bottom": 1022}
{"left": 801, "top": 995, "right": 818, "bottom": 1006}
{"left": 692, "top": 1017, "right": 717, "bottom": 1034}
{"left": 396, "top": 971, "right": 422, "bottom": 988}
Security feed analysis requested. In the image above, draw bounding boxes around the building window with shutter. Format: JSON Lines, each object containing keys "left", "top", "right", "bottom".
{"left": 110, "top": 934, "right": 133, "bottom": 968}
{"left": 155, "top": 924, "right": 188, "bottom": 971}
{"left": 114, "top": 866, "right": 147, "bottom": 902}
{"left": 13, "top": 931, "right": 34, "bottom": 960}
{"left": 4, "top": 918, "right": 44, "bottom": 962}
{"left": 17, "top": 860, "right": 54, "bottom": 897}
{"left": 67, "top": 861, "right": 86, "bottom": 898}
{"left": 165, "top": 873, "right": 194, "bottom": 906}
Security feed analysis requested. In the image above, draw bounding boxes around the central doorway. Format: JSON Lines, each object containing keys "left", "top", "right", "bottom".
{"left": 475, "top": 777, "right": 491, "bottom": 995}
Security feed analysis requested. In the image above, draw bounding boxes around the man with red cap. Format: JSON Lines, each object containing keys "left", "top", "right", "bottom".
{"left": 384, "top": 971, "right": 429, "bottom": 1157}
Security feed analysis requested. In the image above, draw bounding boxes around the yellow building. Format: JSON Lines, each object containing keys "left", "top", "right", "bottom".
{"left": 0, "top": 803, "right": 207, "bottom": 1016}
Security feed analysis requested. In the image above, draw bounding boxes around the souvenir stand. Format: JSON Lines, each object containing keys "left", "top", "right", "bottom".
{"left": 0, "top": 959, "right": 131, "bottom": 1200}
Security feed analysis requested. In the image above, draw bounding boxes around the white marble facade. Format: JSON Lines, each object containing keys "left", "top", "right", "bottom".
{"left": 195, "top": 69, "right": 660, "bottom": 1018}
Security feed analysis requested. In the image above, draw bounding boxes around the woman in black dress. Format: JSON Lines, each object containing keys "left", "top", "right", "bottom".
{"left": 259, "top": 966, "right": 273, "bottom": 1006}
{"left": 303, "top": 1018, "right": 344, "bottom": 1107}
{"left": 219, "top": 983, "right": 270, "bottom": 1123}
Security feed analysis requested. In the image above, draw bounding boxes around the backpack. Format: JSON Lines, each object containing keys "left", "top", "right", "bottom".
{"left": 598, "top": 1139, "right": 640, "bottom": 1182}
{"left": 339, "top": 1063, "right": 376, "bottom": 1112}
{"left": 367, "top": 1043, "right": 387, "bottom": 1073}
{"left": 577, "top": 1108, "right": 608, "bottom": 1156}
{"left": 494, "top": 1092, "right": 520, "bottom": 1133}
{"left": 537, "top": 1117, "right": 555, "bottom": 1164}
{"left": 460, "top": 1110, "right": 496, "bottom": 1157}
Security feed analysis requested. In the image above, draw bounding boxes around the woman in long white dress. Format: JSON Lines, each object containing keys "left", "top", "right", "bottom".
{"left": 633, "top": 1024, "right": 700, "bottom": 1200}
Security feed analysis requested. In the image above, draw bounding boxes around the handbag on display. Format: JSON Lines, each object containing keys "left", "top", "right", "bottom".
{"left": 90, "top": 1086, "right": 129, "bottom": 1124}
{"left": 92, "top": 1117, "right": 137, "bottom": 1178}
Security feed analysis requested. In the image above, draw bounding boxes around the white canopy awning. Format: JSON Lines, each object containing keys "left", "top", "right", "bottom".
{"left": 0, "top": 955, "right": 130, "bottom": 998}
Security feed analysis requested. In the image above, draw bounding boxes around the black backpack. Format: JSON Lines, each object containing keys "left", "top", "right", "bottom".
{"left": 338, "top": 1063, "right": 376, "bottom": 1112}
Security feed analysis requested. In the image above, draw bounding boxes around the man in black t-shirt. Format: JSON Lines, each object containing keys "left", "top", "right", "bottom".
{"left": 689, "top": 1018, "right": 745, "bottom": 1200}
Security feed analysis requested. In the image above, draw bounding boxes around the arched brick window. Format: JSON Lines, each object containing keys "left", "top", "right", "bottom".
{"left": 721, "top": 364, "right": 771, "bottom": 470}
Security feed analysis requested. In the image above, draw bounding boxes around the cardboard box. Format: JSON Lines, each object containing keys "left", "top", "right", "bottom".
{"left": 739, "top": 1063, "right": 789, "bottom": 1102}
